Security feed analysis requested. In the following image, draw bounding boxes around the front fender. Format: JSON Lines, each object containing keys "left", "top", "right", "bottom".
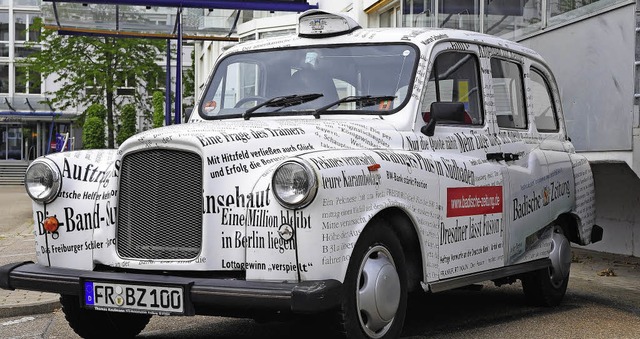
{"left": 31, "top": 150, "right": 119, "bottom": 269}
{"left": 287, "top": 149, "right": 439, "bottom": 283}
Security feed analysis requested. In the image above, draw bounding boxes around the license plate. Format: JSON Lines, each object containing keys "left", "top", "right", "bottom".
{"left": 84, "top": 281, "right": 185, "bottom": 315}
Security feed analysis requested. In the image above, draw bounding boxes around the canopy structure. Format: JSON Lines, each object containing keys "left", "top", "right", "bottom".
{"left": 41, "top": 1, "right": 317, "bottom": 40}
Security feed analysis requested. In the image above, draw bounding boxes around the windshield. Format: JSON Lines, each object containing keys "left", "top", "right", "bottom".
{"left": 198, "top": 43, "right": 419, "bottom": 119}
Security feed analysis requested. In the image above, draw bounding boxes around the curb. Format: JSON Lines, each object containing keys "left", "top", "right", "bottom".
{"left": 0, "top": 293, "right": 60, "bottom": 318}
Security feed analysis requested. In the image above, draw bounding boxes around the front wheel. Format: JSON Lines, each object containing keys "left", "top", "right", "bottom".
{"left": 60, "top": 295, "right": 151, "bottom": 339}
{"left": 338, "top": 220, "right": 408, "bottom": 339}
{"left": 521, "top": 225, "right": 571, "bottom": 306}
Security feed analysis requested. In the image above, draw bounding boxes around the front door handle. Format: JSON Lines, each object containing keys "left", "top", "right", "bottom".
{"left": 486, "top": 152, "right": 504, "bottom": 161}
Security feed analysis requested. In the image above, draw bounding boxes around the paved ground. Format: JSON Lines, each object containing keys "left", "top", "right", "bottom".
{"left": 0, "top": 184, "right": 638, "bottom": 322}
{"left": 0, "top": 185, "right": 59, "bottom": 318}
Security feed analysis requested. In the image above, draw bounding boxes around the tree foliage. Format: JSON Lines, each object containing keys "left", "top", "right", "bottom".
{"left": 152, "top": 91, "right": 165, "bottom": 128}
{"left": 27, "top": 17, "right": 165, "bottom": 149}
{"left": 116, "top": 103, "right": 137, "bottom": 145}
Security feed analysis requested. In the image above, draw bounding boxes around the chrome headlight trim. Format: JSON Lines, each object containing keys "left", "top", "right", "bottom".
{"left": 272, "top": 159, "right": 318, "bottom": 209}
{"left": 24, "top": 158, "right": 62, "bottom": 204}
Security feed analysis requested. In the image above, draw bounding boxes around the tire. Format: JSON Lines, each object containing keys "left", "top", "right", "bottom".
{"left": 60, "top": 295, "right": 151, "bottom": 339}
{"left": 521, "top": 225, "right": 571, "bottom": 306}
{"left": 338, "top": 219, "right": 408, "bottom": 339}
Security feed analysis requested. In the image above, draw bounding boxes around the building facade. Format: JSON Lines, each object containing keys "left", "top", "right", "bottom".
{"left": 0, "top": 0, "right": 77, "bottom": 161}
{"left": 0, "top": 0, "right": 195, "bottom": 161}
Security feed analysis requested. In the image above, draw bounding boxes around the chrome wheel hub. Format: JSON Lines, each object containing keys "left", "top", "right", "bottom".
{"left": 549, "top": 227, "right": 571, "bottom": 288}
{"left": 356, "top": 245, "right": 400, "bottom": 338}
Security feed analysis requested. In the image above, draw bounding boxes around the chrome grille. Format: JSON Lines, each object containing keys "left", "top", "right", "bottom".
{"left": 117, "top": 149, "right": 203, "bottom": 260}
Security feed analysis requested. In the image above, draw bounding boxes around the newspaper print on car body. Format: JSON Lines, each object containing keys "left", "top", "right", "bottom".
{"left": 8, "top": 10, "right": 602, "bottom": 339}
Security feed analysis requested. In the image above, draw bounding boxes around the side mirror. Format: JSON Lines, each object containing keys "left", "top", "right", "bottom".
{"left": 421, "top": 102, "right": 466, "bottom": 137}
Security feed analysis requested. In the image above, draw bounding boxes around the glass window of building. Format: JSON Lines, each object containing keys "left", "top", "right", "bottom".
{"left": 380, "top": 5, "right": 401, "bottom": 27}
{"left": 116, "top": 71, "right": 136, "bottom": 96}
{"left": 400, "top": 0, "right": 620, "bottom": 40}
{"left": 14, "top": 0, "right": 41, "bottom": 6}
{"left": 0, "top": 63, "right": 8, "bottom": 93}
{"left": 15, "top": 64, "right": 41, "bottom": 94}
{"left": 403, "top": 0, "right": 435, "bottom": 27}
{"left": 0, "top": 12, "right": 9, "bottom": 57}
{"left": 483, "top": 0, "right": 543, "bottom": 39}
{"left": 14, "top": 13, "right": 40, "bottom": 58}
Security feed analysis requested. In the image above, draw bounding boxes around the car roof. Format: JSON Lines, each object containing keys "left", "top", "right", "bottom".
{"left": 225, "top": 27, "right": 543, "bottom": 62}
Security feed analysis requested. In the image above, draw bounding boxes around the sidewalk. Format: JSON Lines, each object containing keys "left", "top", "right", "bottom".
{"left": 0, "top": 220, "right": 59, "bottom": 318}
{"left": 0, "top": 184, "right": 638, "bottom": 318}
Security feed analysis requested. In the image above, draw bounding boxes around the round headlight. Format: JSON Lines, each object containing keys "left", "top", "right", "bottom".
{"left": 272, "top": 159, "right": 317, "bottom": 208}
{"left": 25, "top": 159, "right": 62, "bottom": 203}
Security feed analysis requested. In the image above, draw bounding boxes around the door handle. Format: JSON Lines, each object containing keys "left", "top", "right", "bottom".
{"left": 486, "top": 152, "right": 504, "bottom": 161}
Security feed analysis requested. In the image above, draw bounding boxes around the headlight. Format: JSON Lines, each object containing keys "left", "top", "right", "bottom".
{"left": 272, "top": 159, "right": 317, "bottom": 209}
{"left": 25, "top": 159, "right": 62, "bottom": 203}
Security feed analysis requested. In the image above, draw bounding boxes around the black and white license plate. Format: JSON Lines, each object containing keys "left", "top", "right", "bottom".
{"left": 84, "top": 281, "right": 185, "bottom": 315}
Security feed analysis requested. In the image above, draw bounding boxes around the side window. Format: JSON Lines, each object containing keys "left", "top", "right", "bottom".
{"left": 421, "top": 51, "right": 483, "bottom": 125}
{"left": 530, "top": 69, "right": 559, "bottom": 132}
{"left": 491, "top": 58, "right": 526, "bottom": 129}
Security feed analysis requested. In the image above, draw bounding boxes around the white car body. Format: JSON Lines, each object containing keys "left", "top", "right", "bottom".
{"left": 2, "top": 10, "right": 602, "bottom": 339}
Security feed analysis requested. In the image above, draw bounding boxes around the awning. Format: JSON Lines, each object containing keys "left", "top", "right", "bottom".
{"left": 42, "top": 0, "right": 318, "bottom": 40}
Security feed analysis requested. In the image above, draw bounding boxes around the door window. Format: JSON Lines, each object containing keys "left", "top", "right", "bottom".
{"left": 421, "top": 51, "right": 483, "bottom": 125}
{"left": 491, "top": 58, "right": 526, "bottom": 129}
{"left": 530, "top": 69, "right": 559, "bottom": 132}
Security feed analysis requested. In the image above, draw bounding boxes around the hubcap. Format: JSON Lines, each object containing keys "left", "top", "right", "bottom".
{"left": 356, "top": 245, "right": 401, "bottom": 338}
{"left": 549, "top": 227, "right": 571, "bottom": 288}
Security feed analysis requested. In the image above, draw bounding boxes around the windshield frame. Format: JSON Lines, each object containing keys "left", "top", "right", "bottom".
{"left": 197, "top": 42, "right": 421, "bottom": 120}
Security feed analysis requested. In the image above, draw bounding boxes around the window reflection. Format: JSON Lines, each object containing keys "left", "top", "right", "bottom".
{"left": 402, "top": 0, "right": 625, "bottom": 40}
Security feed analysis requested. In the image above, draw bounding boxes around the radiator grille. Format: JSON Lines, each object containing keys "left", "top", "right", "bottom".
{"left": 117, "top": 149, "right": 203, "bottom": 260}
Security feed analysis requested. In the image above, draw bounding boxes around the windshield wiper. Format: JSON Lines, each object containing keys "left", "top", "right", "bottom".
{"left": 243, "top": 93, "right": 323, "bottom": 120}
{"left": 312, "top": 95, "right": 396, "bottom": 119}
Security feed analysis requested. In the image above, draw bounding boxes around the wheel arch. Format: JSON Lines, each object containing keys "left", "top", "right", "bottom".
{"left": 370, "top": 207, "right": 424, "bottom": 293}
{"left": 555, "top": 212, "right": 582, "bottom": 244}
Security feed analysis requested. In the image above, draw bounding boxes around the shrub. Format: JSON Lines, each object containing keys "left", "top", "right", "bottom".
{"left": 116, "top": 103, "right": 137, "bottom": 145}
{"left": 83, "top": 116, "right": 105, "bottom": 149}
{"left": 152, "top": 91, "right": 164, "bottom": 128}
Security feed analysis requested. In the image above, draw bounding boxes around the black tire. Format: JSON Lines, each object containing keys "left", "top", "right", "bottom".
{"left": 521, "top": 226, "right": 571, "bottom": 306}
{"left": 338, "top": 219, "right": 408, "bottom": 339}
{"left": 60, "top": 294, "right": 151, "bottom": 339}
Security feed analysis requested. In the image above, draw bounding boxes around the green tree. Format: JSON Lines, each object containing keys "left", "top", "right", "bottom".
{"left": 27, "top": 18, "right": 164, "bottom": 149}
{"left": 152, "top": 91, "right": 165, "bottom": 128}
{"left": 116, "top": 103, "right": 137, "bottom": 145}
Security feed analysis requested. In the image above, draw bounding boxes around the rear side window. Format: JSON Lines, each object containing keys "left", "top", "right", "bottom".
{"left": 530, "top": 69, "right": 559, "bottom": 132}
{"left": 491, "top": 58, "right": 526, "bottom": 129}
{"left": 421, "top": 51, "right": 483, "bottom": 125}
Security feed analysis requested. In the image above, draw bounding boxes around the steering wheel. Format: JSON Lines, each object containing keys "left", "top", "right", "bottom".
{"left": 234, "top": 96, "right": 267, "bottom": 108}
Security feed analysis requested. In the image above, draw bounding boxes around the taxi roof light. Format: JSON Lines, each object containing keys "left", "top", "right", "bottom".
{"left": 298, "top": 10, "right": 361, "bottom": 38}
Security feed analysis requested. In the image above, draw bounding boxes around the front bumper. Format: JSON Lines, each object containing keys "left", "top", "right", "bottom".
{"left": 0, "top": 262, "right": 342, "bottom": 316}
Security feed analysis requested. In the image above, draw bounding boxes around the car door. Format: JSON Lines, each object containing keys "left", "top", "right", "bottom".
{"left": 488, "top": 56, "right": 555, "bottom": 264}
{"left": 414, "top": 43, "right": 507, "bottom": 281}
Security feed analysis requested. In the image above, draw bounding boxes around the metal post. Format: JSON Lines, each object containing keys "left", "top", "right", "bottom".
{"left": 174, "top": 7, "right": 183, "bottom": 124}
{"left": 165, "top": 39, "right": 172, "bottom": 126}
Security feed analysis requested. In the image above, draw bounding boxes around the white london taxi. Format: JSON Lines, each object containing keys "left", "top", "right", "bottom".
{"left": 0, "top": 10, "right": 602, "bottom": 339}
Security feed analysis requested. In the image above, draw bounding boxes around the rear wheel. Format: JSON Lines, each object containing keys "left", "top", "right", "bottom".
{"left": 521, "top": 225, "right": 571, "bottom": 306}
{"left": 338, "top": 220, "right": 408, "bottom": 339}
{"left": 60, "top": 294, "right": 151, "bottom": 339}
